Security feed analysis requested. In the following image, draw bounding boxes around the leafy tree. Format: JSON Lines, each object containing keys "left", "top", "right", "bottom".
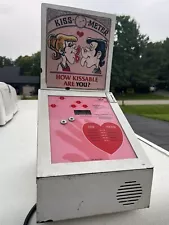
{"left": 110, "top": 15, "right": 150, "bottom": 93}
{"left": 15, "top": 55, "right": 33, "bottom": 75}
{"left": 139, "top": 42, "right": 164, "bottom": 90}
{"left": 158, "top": 38, "right": 169, "bottom": 89}
{"left": 14, "top": 52, "right": 40, "bottom": 76}
{"left": 0, "top": 56, "right": 13, "bottom": 67}
{"left": 30, "top": 51, "right": 41, "bottom": 76}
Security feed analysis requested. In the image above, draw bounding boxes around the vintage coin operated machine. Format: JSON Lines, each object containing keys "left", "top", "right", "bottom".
{"left": 37, "top": 3, "right": 153, "bottom": 223}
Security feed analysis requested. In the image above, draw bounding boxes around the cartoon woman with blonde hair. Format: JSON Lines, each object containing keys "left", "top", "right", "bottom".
{"left": 48, "top": 33, "right": 80, "bottom": 72}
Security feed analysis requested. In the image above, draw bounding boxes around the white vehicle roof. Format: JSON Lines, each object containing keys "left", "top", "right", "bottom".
{"left": 0, "top": 82, "right": 18, "bottom": 126}
{"left": 0, "top": 100, "right": 168, "bottom": 225}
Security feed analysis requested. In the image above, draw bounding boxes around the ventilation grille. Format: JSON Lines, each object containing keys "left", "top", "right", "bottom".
{"left": 116, "top": 181, "right": 143, "bottom": 206}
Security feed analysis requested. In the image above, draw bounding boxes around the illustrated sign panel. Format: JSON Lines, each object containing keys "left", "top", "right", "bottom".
{"left": 45, "top": 7, "right": 114, "bottom": 90}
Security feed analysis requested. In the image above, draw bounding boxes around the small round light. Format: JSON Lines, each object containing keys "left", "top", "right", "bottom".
{"left": 51, "top": 104, "right": 56, "bottom": 108}
{"left": 83, "top": 104, "right": 88, "bottom": 108}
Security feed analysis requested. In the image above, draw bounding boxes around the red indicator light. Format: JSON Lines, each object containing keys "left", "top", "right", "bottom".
{"left": 83, "top": 104, "right": 88, "bottom": 108}
{"left": 71, "top": 104, "right": 76, "bottom": 108}
{"left": 51, "top": 104, "right": 56, "bottom": 108}
{"left": 76, "top": 101, "right": 81, "bottom": 104}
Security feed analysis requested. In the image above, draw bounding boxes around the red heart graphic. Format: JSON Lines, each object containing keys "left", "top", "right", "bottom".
{"left": 75, "top": 55, "right": 80, "bottom": 63}
{"left": 77, "top": 31, "right": 84, "bottom": 37}
{"left": 76, "top": 45, "right": 81, "bottom": 55}
{"left": 83, "top": 122, "right": 123, "bottom": 154}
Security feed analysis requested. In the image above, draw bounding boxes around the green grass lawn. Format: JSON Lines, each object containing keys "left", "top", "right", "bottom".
{"left": 121, "top": 105, "right": 169, "bottom": 122}
{"left": 115, "top": 93, "right": 169, "bottom": 100}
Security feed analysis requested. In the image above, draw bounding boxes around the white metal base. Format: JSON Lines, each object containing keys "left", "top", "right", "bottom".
{"left": 37, "top": 167, "right": 153, "bottom": 223}
{"left": 36, "top": 90, "right": 153, "bottom": 223}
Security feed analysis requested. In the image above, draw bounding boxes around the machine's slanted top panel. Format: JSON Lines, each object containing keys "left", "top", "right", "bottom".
{"left": 41, "top": 4, "right": 116, "bottom": 91}
{"left": 48, "top": 96, "right": 136, "bottom": 163}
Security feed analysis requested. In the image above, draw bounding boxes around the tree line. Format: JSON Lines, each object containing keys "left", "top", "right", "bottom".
{"left": 0, "top": 15, "right": 169, "bottom": 93}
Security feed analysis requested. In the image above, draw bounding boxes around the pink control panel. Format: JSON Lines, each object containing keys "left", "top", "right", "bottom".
{"left": 48, "top": 96, "right": 136, "bottom": 164}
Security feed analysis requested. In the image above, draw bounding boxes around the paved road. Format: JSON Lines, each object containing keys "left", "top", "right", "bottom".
{"left": 118, "top": 100, "right": 169, "bottom": 105}
{"left": 125, "top": 114, "right": 169, "bottom": 151}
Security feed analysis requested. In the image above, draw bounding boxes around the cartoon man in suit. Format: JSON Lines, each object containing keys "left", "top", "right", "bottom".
{"left": 81, "top": 37, "right": 107, "bottom": 74}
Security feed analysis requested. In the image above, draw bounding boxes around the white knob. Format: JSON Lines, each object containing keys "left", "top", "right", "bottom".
{"left": 60, "top": 120, "right": 67, "bottom": 125}
{"left": 69, "top": 117, "right": 75, "bottom": 122}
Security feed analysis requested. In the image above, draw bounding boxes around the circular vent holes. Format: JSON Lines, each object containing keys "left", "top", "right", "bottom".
{"left": 116, "top": 181, "right": 143, "bottom": 206}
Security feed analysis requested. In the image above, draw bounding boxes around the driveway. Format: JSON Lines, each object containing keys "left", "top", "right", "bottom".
{"left": 125, "top": 114, "right": 169, "bottom": 151}
{"left": 118, "top": 100, "right": 169, "bottom": 105}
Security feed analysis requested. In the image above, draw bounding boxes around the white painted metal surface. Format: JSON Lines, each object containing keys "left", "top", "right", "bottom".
{"left": 0, "top": 82, "right": 18, "bottom": 126}
{"left": 37, "top": 89, "right": 153, "bottom": 222}
{"left": 0, "top": 100, "right": 168, "bottom": 225}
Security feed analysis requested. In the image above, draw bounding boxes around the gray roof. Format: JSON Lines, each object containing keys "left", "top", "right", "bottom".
{"left": 0, "top": 66, "right": 40, "bottom": 84}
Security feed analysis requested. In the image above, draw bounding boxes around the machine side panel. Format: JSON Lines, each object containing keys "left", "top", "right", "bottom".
{"left": 37, "top": 168, "right": 153, "bottom": 222}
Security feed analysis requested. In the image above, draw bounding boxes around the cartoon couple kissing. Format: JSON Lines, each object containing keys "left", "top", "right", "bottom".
{"left": 48, "top": 33, "right": 107, "bottom": 74}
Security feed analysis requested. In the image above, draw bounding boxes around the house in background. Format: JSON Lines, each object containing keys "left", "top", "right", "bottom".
{"left": 0, "top": 66, "right": 40, "bottom": 95}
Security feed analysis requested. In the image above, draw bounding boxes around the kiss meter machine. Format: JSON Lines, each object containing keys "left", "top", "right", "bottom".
{"left": 37, "top": 3, "right": 153, "bottom": 223}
